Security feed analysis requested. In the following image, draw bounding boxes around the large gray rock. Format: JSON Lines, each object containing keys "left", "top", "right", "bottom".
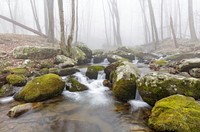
{"left": 71, "top": 47, "right": 89, "bottom": 64}
{"left": 189, "top": 68, "right": 200, "bottom": 78}
{"left": 55, "top": 55, "right": 77, "bottom": 67}
{"left": 107, "top": 54, "right": 128, "bottom": 63}
{"left": 93, "top": 50, "right": 107, "bottom": 63}
{"left": 165, "top": 53, "right": 200, "bottom": 61}
{"left": 177, "top": 58, "right": 200, "bottom": 72}
{"left": 12, "top": 46, "right": 59, "bottom": 59}
{"left": 111, "top": 61, "right": 140, "bottom": 102}
{"left": 75, "top": 42, "right": 93, "bottom": 59}
{"left": 137, "top": 72, "right": 200, "bottom": 106}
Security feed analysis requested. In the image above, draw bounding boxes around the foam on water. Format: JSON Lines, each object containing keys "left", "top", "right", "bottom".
{"left": 0, "top": 96, "right": 14, "bottom": 104}
{"left": 128, "top": 100, "right": 150, "bottom": 111}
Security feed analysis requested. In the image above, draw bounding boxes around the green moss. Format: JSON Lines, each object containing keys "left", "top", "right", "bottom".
{"left": 66, "top": 76, "right": 88, "bottom": 92}
{"left": 86, "top": 65, "right": 105, "bottom": 79}
{"left": 148, "top": 95, "right": 200, "bottom": 132}
{"left": 113, "top": 76, "right": 136, "bottom": 102}
{"left": 8, "top": 68, "right": 30, "bottom": 77}
{"left": 39, "top": 68, "right": 49, "bottom": 75}
{"left": 154, "top": 59, "right": 168, "bottom": 66}
{"left": 49, "top": 68, "right": 58, "bottom": 74}
{"left": 40, "top": 60, "right": 53, "bottom": 68}
{"left": 6, "top": 74, "right": 26, "bottom": 86}
{"left": 14, "top": 74, "right": 65, "bottom": 102}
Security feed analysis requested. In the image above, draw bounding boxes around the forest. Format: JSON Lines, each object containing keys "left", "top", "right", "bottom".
{"left": 1, "top": 0, "right": 200, "bottom": 132}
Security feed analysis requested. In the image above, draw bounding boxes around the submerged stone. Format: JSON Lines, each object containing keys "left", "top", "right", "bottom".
{"left": 149, "top": 94, "right": 200, "bottom": 132}
{"left": 66, "top": 76, "right": 88, "bottom": 92}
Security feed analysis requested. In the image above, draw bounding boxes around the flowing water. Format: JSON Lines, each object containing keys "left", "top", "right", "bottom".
{"left": 0, "top": 60, "right": 153, "bottom": 132}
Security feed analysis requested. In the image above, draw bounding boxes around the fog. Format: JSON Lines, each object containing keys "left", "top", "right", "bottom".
{"left": 0, "top": 0, "right": 200, "bottom": 49}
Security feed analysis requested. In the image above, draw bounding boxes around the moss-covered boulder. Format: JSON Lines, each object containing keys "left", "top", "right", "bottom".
{"left": 71, "top": 47, "right": 89, "bottom": 64}
{"left": 6, "top": 74, "right": 27, "bottom": 86}
{"left": 189, "top": 68, "right": 200, "bottom": 78}
{"left": 148, "top": 94, "right": 200, "bottom": 132}
{"left": 111, "top": 61, "right": 140, "bottom": 102}
{"left": 75, "top": 42, "right": 93, "bottom": 59}
{"left": 86, "top": 65, "right": 105, "bottom": 79}
{"left": 177, "top": 58, "right": 200, "bottom": 72}
{"left": 39, "top": 60, "right": 54, "bottom": 69}
{"left": 110, "top": 46, "right": 135, "bottom": 60}
{"left": 0, "top": 84, "right": 16, "bottom": 97}
{"left": 66, "top": 76, "right": 88, "bottom": 92}
{"left": 12, "top": 46, "right": 59, "bottom": 59}
{"left": 14, "top": 74, "right": 65, "bottom": 102}
{"left": 137, "top": 72, "right": 200, "bottom": 106}
{"left": 8, "top": 68, "right": 31, "bottom": 77}
{"left": 104, "top": 61, "right": 124, "bottom": 80}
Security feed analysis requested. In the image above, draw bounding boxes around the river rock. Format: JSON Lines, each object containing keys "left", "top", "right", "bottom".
{"left": 136, "top": 52, "right": 159, "bottom": 63}
{"left": 7, "top": 103, "right": 43, "bottom": 118}
{"left": 14, "top": 74, "right": 65, "bottom": 102}
{"left": 0, "top": 84, "right": 16, "bottom": 97}
{"left": 137, "top": 72, "right": 200, "bottom": 106}
{"left": 55, "top": 55, "right": 77, "bottom": 67}
{"left": 6, "top": 74, "right": 27, "bottom": 86}
{"left": 93, "top": 50, "right": 107, "bottom": 63}
{"left": 71, "top": 47, "right": 89, "bottom": 64}
{"left": 111, "top": 61, "right": 140, "bottom": 102}
{"left": 57, "top": 67, "right": 80, "bottom": 76}
{"left": 110, "top": 47, "right": 135, "bottom": 60}
{"left": 0, "top": 73, "right": 8, "bottom": 87}
{"left": 75, "top": 42, "right": 93, "bottom": 59}
{"left": 86, "top": 65, "right": 105, "bottom": 79}
{"left": 107, "top": 54, "right": 128, "bottom": 63}
{"left": 189, "top": 68, "right": 200, "bottom": 78}
{"left": 177, "top": 58, "right": 200, "bottom": 72}
{"left": 165, "top": 52, "right": 200, "bottom": 61}
{"left": 148, "top": 94, "right": 200, "bottom": 132}
{"left": 12, "top": 46, "right": 59, "bottom": 59}
{"left": 66, "top": 76, "right": 88, "bottom": 92}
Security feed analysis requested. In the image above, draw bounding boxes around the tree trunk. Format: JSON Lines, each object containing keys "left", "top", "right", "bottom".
{"left": 75, "top": 0, "right": 79, "bottom": 42}
{"left": 160, "top": 0, "right": 164, "bottom": 40}
{"left": 7, "top": 0, "right": 16, "bottom": 33}
{"left": 102, "top": 0, "right": 109, "bottom": 45}
{"left": 177, "top": 0, "right": 182, "bottom": 38}
{"left": 188, "top": 0, "right": 198, "bottom": 41}
{"left": 170, "top": 16, "right": 178, "bottom": 48}
{"left": 30, "top": 0, "right": 42, "bottom": 33}
{"left": 0, "top": 15, "right": 47, "bottom": 37}
{"left": 67, "top": 0, "right": 75, "bottom": 55}
{"left": 58, "top": 0, "right": 68, "bottom": 55}
{"left": 44, "top": 0, "right": 48, "bottom": 35}
{"left": 47, "top": 0, "right": 55, "bottom": 42}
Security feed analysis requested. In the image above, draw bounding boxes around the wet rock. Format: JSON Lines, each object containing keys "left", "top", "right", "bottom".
{"left": 149, "top": 94, "right": 200, "bottom": 132}
{"left": 136, "top": 52, "right": 159, "bottom": 63}
{"left": 177, "top": 58, "right": 200, "bottom": 72}
{"left": 14, "top": 74, "right": 65, "bottom": 102}
{"left": 0, "top": 84, "right": 16, "bottom": 97}
{"left": 0, "top": 73, "right": 8, "bottom": 87}
{"left": 93, "top": 50, "right": 107, "bottom": 63}
{"left": 6, "top": 74, "right": 27, "bottom": 86}
{"left": 75, "top": 42, "right": 93, "bottom": 59}
{"left": 66, "top": 76, "right": 88, "bottom": 92}
{"left": 107, "top": 54, "right": 128, "bottom": 63}
{"left": 111, "top": 61, "right": 140, "bottom": 102}
{"left": 71, "top": 47, "right": 89, "bottom": 64}
{"left": 39, "top": 60, "right": 54, "bottom": 69}
{"left": 112, "top": 46, "right": 136, "bottom": 60}
{"left": 7, "top": 103, "right": 43, "bottom": 118}
{"left": 57, "top": 67, "right": 80, "bottom": 76}
{"left": 55, "top": 55, "right": 77, "bottom": 67}
{"left": 165, "top": 52, "right": 200, "bottom": 61}
{"left": 103, "top": 80, "right": 112, "bottom": 89}
{"left": 104, "top": 60, "right": 124, "bottom": 80}
{"left": 137, "top": 72, "right": 200, "bottom": 106}
{"left": 8, "top": 67, "right": 31, "bottom": 77}
{"left": 86, "top": 65, "right": 105, "bottom": 79}
{"left": 189, "top": 68, "right": 200, "bottom": 78}
{"left": 12, "top": 46, "right": 59, "bottom": 59}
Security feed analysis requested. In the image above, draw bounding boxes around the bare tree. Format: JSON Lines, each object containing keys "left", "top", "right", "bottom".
{"left": 188, "top": 0, "right": 198, "bottom": 41}
{"left": 47, "top": 0, "right": 55, "bottom": 42}
{"left": 177, "top": 0, "right": 182, "bottom": 38}
{"left": 170, "top": 16, "right": 178, "bottom": 48}
{"left": 30, "top": 0, "right": 42, "bottom": 33}
{"left": 148, "top": 0, "right": 159, "bottom": 49}
{"left": 44, "top": 0, "right": 48, "bottom": 35}
{"left": 102, "top": 0, "right": 110, "bottom": 45}
{"left": 67, "top": 0, "right": 75, "bottom": 55}
{"left": 58, "top": 0, "right": 68, "bottom": 55}
{"left": 160, "top": 0, "right": 164, "bottom": 40}
{"left": 75, "top": 0, "right": 79, "bottom": 42}
{"left": 7, "top": 0, "right": 16, "bottom": 33}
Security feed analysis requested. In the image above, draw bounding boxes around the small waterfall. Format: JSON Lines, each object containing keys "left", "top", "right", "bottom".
{"left": 135, "top": 89, "right": 142, "bottom": 101}
{"left": 90, "top": 58, "right": 94, "bottom": 64}
{"left": 97, "top": 71, "right": 106, "bottom": 80}
{"left": 0, "top": 96, "right": 14, "bottom": 104}
{"left": 132, "top": 56, "right": 139, "bottom": 64}
{"left": 62, "top": 72, "right": 111, "bottom": 106}
{"left": 128, "top": 100, "right": 150, "bottom": 112}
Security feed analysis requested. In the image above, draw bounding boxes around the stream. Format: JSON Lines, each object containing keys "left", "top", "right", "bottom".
{"left": 0, "top": 60, "right": 152, "bottom": 132}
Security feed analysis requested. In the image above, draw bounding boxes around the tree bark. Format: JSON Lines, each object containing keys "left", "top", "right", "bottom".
{"left": 44, "top": 0, "right": 48, "bottom": 35}
{"left": 170, "top": 16, "right": 178, "bottom": 48}
{"left": 188, "top": 0, "right": 198, "bottom": 41}
{"left": 47, "top": 0, "right": 55, "bottom": 42}
{"left": 177, "top": 0, "right": 182, "bottom": 38}
{"left": 58, "top": 0, "right": 68, "bottom": 55}
{"left": 102, "top": 0, "right": 109, "bottom": 45}
{"left": 0, "top": 15, "right": 47, "bottom": 37}
{"left": 7, "top": 0, "right": 16, "bottom": 33}
{"left": 75, "top": 0, "right": 79, "bottom": 42}
{"left": 160, "top": 0, "right": 164, "bottom": 40}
